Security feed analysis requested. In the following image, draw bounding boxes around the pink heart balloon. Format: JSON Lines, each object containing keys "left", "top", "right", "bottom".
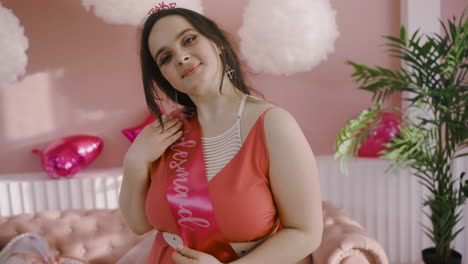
{"left": 32, "top": 135, "right": 104, "bottom": 179}
{"left": 358, "top": 112, "right": 401, "bottom": 158}
{"left": 122, "top": 114, "right": 156, "bottom": 142}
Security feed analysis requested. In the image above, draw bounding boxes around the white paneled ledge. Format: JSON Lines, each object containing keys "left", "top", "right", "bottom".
{"left": 0, "top": 167, "right": 123, "bottom": 216}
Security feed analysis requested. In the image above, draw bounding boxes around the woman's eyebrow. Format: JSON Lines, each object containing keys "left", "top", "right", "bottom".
{"left": 154, "top": 28, "right": 195, "bottom": 60}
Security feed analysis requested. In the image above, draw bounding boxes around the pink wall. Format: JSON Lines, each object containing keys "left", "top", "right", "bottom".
{"left": 0, "top": 0, "right": 402, "bottom": 174}
{"left": 441, "top": 0, "right": 467, "bottom": 24}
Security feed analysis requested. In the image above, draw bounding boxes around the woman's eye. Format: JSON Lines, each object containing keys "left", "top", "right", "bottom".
{"left": 184, "top": 36, "right": 197, "bottom": 45}
{"left": 158, "top": 36, "right": 196, "bottom": 66}
{"left": 160, "top": 54, "right": 172, "bottom": 65}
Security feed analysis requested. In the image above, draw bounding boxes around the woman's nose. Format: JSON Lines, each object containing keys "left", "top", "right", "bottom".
{"left": 177, "top": 55, "right": 190, "bottom": 65}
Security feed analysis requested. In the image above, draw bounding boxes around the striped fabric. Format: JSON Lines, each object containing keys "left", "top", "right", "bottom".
{"left": 202, "top": 119, "right": 243, "bottom": 181}
{"left": 201, "top": 94, "right": 247, "bottom": 182}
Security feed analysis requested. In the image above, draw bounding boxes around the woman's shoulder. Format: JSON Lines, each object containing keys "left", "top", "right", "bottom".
{"left": 241, "top": 96, "right": 298, "bottom": 139}
{"left": 244, "top": 97, "right": 302, "bottom": 144}
{"left": 242, "top": 95, "right": 274, "bottom": 125}
{"left": 244, "top": 95, "right": 293, "bottom": 124}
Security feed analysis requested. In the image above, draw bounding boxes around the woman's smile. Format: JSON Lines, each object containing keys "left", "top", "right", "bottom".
{"left": 182, "top": 63, "right": 202, "bottom": 79}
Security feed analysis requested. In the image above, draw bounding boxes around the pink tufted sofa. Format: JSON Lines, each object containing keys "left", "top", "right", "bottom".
{"left": 0, "top": 201, "right": 388, "bottom": 264}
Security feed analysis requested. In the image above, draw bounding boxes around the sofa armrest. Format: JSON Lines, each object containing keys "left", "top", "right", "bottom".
{"left": 312, "top": 201, "right": 389, "bottom": 264}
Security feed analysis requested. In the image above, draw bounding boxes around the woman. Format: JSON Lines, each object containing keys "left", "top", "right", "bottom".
{"left": 119, "top": 7, "right": 323, "bottom": 264}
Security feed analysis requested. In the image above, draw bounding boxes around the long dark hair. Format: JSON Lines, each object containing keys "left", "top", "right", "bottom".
{"left": 139, "top": 8, "right": 255, "bottom": 127}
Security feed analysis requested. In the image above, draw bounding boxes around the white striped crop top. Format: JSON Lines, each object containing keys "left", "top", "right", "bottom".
{"left": 201, "top": 94, "right": 247, "bottom": 181}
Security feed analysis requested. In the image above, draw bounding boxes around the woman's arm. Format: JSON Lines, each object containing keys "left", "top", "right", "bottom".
{"left": 231, "top": 107, "right": 323, "bottom": 264}
{"left": 119, "top": 157, "right": 154, "bottom": 235}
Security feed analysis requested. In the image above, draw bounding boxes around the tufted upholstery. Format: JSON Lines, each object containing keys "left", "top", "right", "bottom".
{"left": 0, "top": 209, "right": 144, "bottom": 264}
{"left": 312, "top": 201, "right": 388, "bottom": 264}
{"left": 0, "top": 202, "right": 388, "bottom": 264}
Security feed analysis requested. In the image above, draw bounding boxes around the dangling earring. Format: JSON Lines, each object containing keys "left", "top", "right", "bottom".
{"left": 219, "top": 47, "right": 234, "bottom": 80}
{"left": 225, "top": 64, "right": 234, "bottom": 80}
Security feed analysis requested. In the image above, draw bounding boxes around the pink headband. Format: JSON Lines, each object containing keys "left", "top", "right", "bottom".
{"left": 147, "top": 1, "right": 177, "bottom": 15}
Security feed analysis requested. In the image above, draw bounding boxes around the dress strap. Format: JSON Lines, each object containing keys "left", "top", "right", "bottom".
{"left": 259, "top": 106, "right": 279, "bottom": 119}
{"left": 236, "top": 94, "right": 248, "bottom": 120}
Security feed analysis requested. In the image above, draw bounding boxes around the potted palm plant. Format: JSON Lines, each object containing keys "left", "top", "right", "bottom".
{"left": 334, "top": 10, "right": 468, "bottom": 264}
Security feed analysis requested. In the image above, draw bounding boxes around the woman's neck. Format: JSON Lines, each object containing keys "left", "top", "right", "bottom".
{"left": 189, "top": 80, "right": 244, "bottom": 123}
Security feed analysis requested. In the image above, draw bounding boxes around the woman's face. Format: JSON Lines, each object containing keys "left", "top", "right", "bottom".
{"left": 148, "top": 15, "right": 222, "bottom": 95}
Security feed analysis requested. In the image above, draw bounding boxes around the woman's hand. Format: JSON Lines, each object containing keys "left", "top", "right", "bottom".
{"left": 172, "top": 245, "right": 223, "bottom": 264}
{"left": 124, "top": 115, "right": 184, "bottom": 168}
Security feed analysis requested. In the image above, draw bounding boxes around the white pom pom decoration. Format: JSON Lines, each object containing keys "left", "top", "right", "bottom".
{"left": 238, "top": 0, "right": 339, "bottom": 75}
{"left": 81, "top": 0, "right": 204, "bottom": 26}
{"left": 0, "top": 4, "right": 29, "bottom": 89}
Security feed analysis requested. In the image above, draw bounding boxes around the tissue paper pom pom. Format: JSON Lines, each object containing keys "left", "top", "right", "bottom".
{"left": 0, "top": 4, "right": 29, "bottom": 89}
{"left": 81, "top": 0, "right": 204, "bottom": 26}
{"left": 238, "top": 0, "right": 339, "bottom": 75}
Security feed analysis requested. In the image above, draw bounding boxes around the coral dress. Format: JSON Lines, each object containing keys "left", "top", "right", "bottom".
{"left": 145, "top": 107, "right": 279, "bottom": 264}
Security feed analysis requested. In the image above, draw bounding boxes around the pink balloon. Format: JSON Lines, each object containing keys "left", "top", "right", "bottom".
{"left": 122, "top": 114, "right": 156, "bottom": 142}
{"left": 358, "top": 112, "right": 401, "bottom": 158}
{"left": 32, "top": 135, "right": 104, "bottom": 179}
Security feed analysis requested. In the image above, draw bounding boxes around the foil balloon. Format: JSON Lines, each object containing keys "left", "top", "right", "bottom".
{"left": 32, "top": 135, "right": 103, "bottom": 179}
{"left": 122, "top": 114, "right": 156, "bottom": 142}
{"left": 358, "top": 112, "right": 401, "bottom": 158}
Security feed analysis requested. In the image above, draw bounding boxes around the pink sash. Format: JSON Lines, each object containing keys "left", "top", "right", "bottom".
{"left": 160, "top": 111, "right": 238, "bottom": 262}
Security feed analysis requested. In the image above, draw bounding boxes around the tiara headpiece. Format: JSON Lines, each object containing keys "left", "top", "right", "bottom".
{"left": 147, "top": 1, "right": 177, "bottom": 15}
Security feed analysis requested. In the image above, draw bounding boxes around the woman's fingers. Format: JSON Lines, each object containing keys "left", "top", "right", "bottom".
{"left": 151, "top": 116, "right": 179, "bottom": 131}
{"left": 172, "top": 251, "right": 193, "bottom": 263}
{"left": 158, "top": 119, "right": 182, "bottom": 136}
{"left": 163, "top": 119, "right": 182, "bottom": 132}
{"left": 145, "top": 114, "right": 184, "bottom": 149}
{"left": 162, "top": 130, "right": 184, "bottom": 148}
